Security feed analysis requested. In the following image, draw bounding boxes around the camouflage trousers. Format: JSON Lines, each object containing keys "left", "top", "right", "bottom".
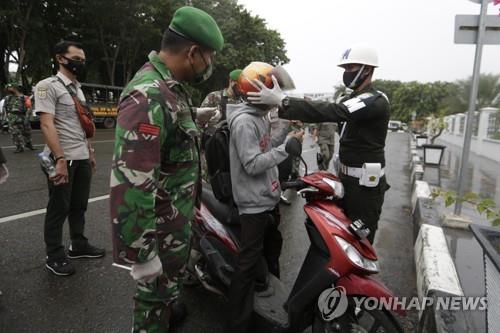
{"left": 7, "top": 114, "right": 32, "bottom": 148}
{"left": 133, "top": 221, "right": 191, "bottom": 333}
{"left": 291, "top": 156, "right": 301, "bottom": 179}
{"left": 318, "top": 143, "right": 334, "bottom": 171}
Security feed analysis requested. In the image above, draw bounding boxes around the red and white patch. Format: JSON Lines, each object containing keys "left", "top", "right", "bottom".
{"left": 271, "top": 180, "right": 280, "bottom": 192}
{"left": 138, "top": 123, "right": 160, "bottom": 136}
{"left": 259, "top": 134, "right": 270, "bottom": 152}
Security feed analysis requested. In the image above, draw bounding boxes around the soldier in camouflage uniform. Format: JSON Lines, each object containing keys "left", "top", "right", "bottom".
{"left": 3, "top": 83, "right": 35, "bottom": 153}
{"left": 200, "top": 68, "right": 242, "bottom": 120}
{"left": 311, "top": 122, "right": 337, "bottom": 171}
{"left": 109, "top": 7, "right": 223, "bottom": 333}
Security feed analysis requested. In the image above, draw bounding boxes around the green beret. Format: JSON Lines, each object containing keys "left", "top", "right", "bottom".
{"left": 229, "top": 69, "right": 242, "bottom": 81}
{"left": 169, "top": 6, "right": 224, "bottom": 52}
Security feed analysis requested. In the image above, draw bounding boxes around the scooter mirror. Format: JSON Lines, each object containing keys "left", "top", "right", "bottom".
{"left": 285, "top": 137, "right": 302, "bottom": 157}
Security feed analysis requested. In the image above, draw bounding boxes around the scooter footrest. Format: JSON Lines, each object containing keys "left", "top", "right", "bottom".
{"left": 254, "top": 275, "right": 289, "bottom": 329}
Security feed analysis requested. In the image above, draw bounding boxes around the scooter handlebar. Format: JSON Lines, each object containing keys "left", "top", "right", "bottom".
{"left": 281, "top": 179, "right": 307, "bottom": 191}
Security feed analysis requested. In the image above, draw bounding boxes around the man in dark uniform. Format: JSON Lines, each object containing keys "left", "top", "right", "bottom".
{"left": 248, "top": 45, "right": 390, "bottom": 244}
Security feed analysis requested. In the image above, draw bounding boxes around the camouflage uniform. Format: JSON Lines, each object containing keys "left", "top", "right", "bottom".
{"left": 110, "top": 51, "right": 200, "bottom": 333}
{"left": 290, "top": 121, "right": 304, "bottom": 178}
{"left": 200, "top": 88, "right": 240, "bottom": 120}
{"left": 199, "top": 89, "right": 241, "bottom": 181}
{"left": 3, "top": 95, "right": 33, "bottom": 149}
{"left": 311, "top": 122, "right": 337, "bottom": 171}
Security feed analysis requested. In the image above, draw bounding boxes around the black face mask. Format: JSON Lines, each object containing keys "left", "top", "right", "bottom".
{"left": 61, "top": 56, "right": 86, "bottom": 78}
{"left": 343, "top": 65, "right": 369, "bottom": 89}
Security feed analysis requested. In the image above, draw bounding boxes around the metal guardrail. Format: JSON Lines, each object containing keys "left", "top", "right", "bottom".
{"left": 470, "top": 224, "right": 500, "bottom": 333}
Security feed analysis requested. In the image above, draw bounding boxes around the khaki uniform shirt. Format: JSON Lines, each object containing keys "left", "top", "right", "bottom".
{"left": 34, "top": 72, "right": 89, "bottom": 160}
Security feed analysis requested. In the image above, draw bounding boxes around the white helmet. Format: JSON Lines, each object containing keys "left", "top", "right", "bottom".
{"left": 337, "top": 45, "right": 379, "bottom": 68}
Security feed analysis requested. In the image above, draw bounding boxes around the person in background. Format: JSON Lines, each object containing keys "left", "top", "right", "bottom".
{"left": 200, "top": 69, "right": 243, "bottom": 121}
{"left": 311, "top": 122, "right": 337, "bottom": 171}
{"left": 3, "top": 83, "right": 35, "bottom": 153}
{"left": 34, "top": 40, "right": 104, "bottom": 276}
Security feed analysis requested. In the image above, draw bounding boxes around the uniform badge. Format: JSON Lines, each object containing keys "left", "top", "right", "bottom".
{"left": 138, "top": 123, "right": 160, "bottom": 136}
{"left": 37, "top": 87, "right": 48, "bottom": 99}
{"left": 369, "top": 176, "right": 376, "bottom": 182}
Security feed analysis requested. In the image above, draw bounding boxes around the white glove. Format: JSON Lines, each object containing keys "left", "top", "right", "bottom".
{"left": 0, "top": 164, "right": 9, "bottom": 184}
{"left": 196, "top": 107, "right": 218, "bottom": 126}
{"left": 247, "top": 76, "right": 285, "bottom": 106}
{"left": 207, "top": 109, "right": 222, "bottom": 126}
{"left": 130, "top": 255, "right": 162, "bottom": 283}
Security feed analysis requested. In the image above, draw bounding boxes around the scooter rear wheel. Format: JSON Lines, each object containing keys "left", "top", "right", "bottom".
{"left": 312, "top": 296, "right": 403, "bottom": 333}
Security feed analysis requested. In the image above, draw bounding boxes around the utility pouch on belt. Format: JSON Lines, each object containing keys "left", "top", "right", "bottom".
{"left": 359, "top": 163, "right": 382, "bottom": 187}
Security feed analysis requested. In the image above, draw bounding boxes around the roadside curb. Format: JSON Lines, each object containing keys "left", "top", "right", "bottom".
{"left": 408, "top": 134, "right": 467, "bottom": 333}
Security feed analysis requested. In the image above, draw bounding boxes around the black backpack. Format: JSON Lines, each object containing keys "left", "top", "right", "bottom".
{"left": 205, "top": 120, "right": 233, "bottom": 203}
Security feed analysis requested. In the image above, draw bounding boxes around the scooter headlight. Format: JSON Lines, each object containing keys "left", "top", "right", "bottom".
{"left": 334, "top": 236, "right": 379, "bottom": 272}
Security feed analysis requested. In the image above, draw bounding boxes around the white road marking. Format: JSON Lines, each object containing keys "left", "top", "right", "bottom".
{"left": 0, "top": 194, "right": 110, "bottom": 224}
{"left": 1, "top": 140, "right": 115, "bottom": 150}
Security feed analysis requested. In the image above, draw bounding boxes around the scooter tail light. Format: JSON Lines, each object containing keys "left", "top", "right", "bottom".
{"left": 334, "top": 236, "right": 379, "bottom": 273}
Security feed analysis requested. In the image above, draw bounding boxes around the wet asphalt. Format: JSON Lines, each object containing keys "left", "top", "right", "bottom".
{"left": 0, "top": 130, "right": 418, "bottom": 332}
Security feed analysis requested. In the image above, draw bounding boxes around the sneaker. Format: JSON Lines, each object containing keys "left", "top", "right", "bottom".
{"left": 13, "top": 147, "right": 24, "bottom": 153}
{"left": 46, "top": 257, "right": 75, "bottom": 276}
{"left": 68, "top": 243, "right": 105, "bottom": 259}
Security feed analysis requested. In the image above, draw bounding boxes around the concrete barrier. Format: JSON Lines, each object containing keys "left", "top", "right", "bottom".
{"left": 409, "top": 134, "right": 471, "bottom": 333}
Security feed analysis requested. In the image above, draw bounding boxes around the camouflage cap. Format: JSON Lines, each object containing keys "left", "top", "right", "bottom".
{"left": 169, "top": 6, "right": 224, "bottom": 52}
{"left": 229, "top": 69, "right": 242, "bottom": 81}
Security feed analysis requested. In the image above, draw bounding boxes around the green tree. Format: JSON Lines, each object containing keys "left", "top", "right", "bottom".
{"left": 446, "top": 73, "right": 500, "bottom": 114}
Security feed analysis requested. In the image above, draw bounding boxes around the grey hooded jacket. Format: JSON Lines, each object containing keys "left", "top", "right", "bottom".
{"left": 227, "top": 103, "right": 289, "bottom": 215}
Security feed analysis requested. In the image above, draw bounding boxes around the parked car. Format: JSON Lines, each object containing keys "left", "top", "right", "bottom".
{"left": 388, "top": 120, "right": 402, "bottom": 132}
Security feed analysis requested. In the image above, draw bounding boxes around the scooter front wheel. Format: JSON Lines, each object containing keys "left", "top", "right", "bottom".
{"left": 312, "top": 296, "right": 403, "bottom": 333}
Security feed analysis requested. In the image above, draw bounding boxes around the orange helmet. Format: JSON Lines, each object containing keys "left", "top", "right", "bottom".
{"left": 237, "top": 61, "right": 295, "bottom": 96}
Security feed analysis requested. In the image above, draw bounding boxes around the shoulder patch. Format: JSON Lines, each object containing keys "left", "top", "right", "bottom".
{"left": 37, "top": 86, "right": 48, "bottom": 99}
{"left": 342, "top": 97, "right": 366, "bottom": 113}
{"left": 138, "top": 123, "right": 160, "bottom": 136}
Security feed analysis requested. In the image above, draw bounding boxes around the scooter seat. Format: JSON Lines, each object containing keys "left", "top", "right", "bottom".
{"left": 201, "top": 183, "right": 240, "bottom": 226}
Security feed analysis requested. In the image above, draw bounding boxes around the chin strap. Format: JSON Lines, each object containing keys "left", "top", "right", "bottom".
{"left": 348, "top": 65, "right": 366, "bottom": 89}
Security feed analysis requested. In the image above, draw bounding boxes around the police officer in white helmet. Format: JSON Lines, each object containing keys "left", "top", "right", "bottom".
{"left": 247, "top": 45, "right": 390, "bottom": 244}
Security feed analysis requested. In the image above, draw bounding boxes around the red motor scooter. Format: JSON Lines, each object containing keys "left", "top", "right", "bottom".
{"left": 187, "top": 138, "right": 405, "bottom": 332}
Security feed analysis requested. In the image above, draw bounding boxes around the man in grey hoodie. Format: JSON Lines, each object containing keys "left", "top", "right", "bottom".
{"left": 225, "top": 99, "right": 303, "bottom": 332}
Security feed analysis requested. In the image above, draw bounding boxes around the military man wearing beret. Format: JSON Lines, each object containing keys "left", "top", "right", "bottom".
{"left": 109, "top": 6, "right": 223, "bottom": 332}
{"left": 200, "top": 69, "right": 243, "bottom": 120}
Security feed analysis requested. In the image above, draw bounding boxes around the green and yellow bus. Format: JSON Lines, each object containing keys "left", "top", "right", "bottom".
{"left": 81, "top": 83, "right": 123, "bottom": 129}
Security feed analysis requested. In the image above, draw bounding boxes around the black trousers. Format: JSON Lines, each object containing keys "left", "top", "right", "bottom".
{"left": 44, "top": 159, "right": 91, "bottom": 259}
{"left": 225, "top": 206, "right": 283, "bottom": 333}
{"left": 340, "top": 174, "right": 390, "bottom": 244}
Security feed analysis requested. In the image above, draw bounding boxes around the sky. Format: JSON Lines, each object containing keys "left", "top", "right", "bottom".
{"left": 237, "top": 0, "right": 500, "bottom": 93}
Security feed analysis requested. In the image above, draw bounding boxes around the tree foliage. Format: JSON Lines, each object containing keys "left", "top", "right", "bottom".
{"left": 1, "top": 0, "right": 289, "bottom": 104}
{"left": 372, "top": 75, "right": 499, "bottom": 123}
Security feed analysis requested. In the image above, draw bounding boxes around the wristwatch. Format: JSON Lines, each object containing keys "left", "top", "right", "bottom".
{"left": 54, "top": 156, "right": 65, "bottom": 162}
